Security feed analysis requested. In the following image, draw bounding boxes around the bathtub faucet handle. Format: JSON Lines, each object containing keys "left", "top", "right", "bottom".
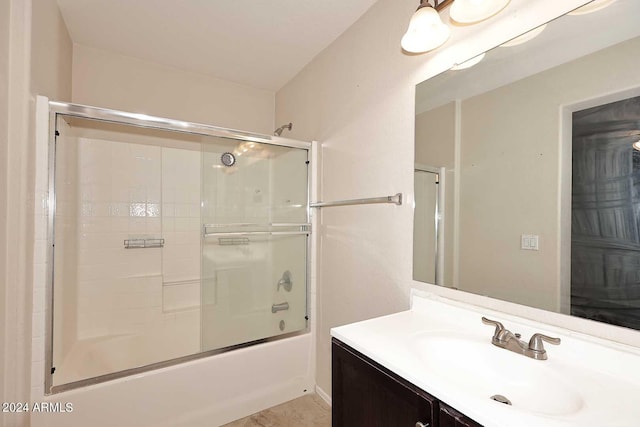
{"left": 277, "top": 270, "right": 292, "bottom": 292}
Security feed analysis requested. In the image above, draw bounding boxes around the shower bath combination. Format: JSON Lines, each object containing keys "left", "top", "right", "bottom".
{"left": 45, "top": 102, "right": 312, "bottom": 394}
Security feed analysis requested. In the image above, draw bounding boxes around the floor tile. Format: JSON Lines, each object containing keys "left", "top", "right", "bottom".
{"left": 221, "top": 394, "right": 330, "bottom": 427}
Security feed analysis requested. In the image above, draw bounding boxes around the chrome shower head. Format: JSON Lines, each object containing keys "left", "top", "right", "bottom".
{"left": 274, "top": 122, "right": 293, "bottom": 136}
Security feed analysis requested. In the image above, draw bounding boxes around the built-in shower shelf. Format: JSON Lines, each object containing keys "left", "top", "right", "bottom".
{"left": 124, "top": 238, "right": 165, "bottom": 249}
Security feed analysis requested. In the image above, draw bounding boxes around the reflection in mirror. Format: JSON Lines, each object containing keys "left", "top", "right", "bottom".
{"left": 413, "top": 0, "right": 640, "bottom": 331}
{"left": 572, "top": 96, "right": 640, "bottom": 330}
{"left": 413, "top": 165, "right": 443, "bottom": 285}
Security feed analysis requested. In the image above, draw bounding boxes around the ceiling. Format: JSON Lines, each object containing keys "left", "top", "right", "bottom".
{"left": 57, "top": 0, "right": 379, "bottom": 92}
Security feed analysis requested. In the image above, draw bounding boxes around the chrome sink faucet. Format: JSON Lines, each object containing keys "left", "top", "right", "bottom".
{"left": 482, "top": 317, "right": 561, "bottom": 360}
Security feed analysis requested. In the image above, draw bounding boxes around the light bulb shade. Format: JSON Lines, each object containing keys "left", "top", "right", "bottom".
{"left": 568, "top": 0, "right": 616, "bottom": 16}
{"left": 401, "top": 6, "right": 450, "bottom": 53}
{"left": 500, "top": 24, "right": 547, "bottom": 48}
{"left": 450, "top": 52, "right": 486, "bottom": 70}
{"left": 450, "top": 0, "right": 511, "bottom": 24}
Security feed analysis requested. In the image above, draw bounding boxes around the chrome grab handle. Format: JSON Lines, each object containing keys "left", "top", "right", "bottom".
{"left": 271, "top": 302, "right": 289, "bottom": 314}
{"left": 528, "top": 333, "right": 561, "bottom": 352}
{"left": 415, "top": 422, "right": 429, "bottom": 427}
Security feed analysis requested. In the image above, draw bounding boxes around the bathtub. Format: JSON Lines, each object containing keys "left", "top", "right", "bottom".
{"left": 32, "top": 333, "right": 314, "bottom": 427}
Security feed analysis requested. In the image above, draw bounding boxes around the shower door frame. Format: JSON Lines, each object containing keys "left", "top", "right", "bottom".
{"left": 45, "top": 101, "right": 313, "bottom": 394}
{"left": 414, "top": 164, "right": 444, "bottom": 286}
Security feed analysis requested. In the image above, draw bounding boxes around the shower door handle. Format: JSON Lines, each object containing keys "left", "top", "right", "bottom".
{"left": 271, "top": 302, "right": 289, "bottom": 313}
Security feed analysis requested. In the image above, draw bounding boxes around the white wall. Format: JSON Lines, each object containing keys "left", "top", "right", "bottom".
{"left": 72, "top": 44, "right": 276, "bottom": 135}
{"left": 275, "top": 0, "right": 590, "bottom": 398}
{"left": 0, "top": 0, "right": 10, "bottom": 414}
{"left": 4, "top": 3, "right": 34, "bottom": 422}
{"left": 31, "top": 0, "right": 73, "bottom": 101}
{"left": 1, "top": 0, "right": 72, "bottom": 424}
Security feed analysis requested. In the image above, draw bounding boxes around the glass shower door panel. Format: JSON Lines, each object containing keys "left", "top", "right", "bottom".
{"left": 201, "top": 138, "right": 309, "bottom": 352}
{"left": 201, "top": 234, "right": 307, "bottom": 350}
{"left": 51, "top": 116, "right": 204, "bottom": 387}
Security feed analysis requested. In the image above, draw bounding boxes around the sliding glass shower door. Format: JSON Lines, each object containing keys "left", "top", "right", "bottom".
{"left": 200, "top": 138, "right": 309, "bottom": 351}
{"left": 48, "top": 103, "right": 310, "bottom": 392}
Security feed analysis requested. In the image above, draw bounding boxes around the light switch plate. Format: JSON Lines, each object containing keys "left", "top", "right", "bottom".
{"left": 521, "top": 234, "right": 539, "bottom": 250}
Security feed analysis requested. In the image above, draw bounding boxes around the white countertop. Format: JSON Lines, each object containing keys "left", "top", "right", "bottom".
{"left": 331, "top": 290, "right": 640, "bottom": 427}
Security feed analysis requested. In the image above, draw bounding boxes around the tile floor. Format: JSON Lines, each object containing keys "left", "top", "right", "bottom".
{"left": 221, "top": 394, "right": 331, "bottom": 427}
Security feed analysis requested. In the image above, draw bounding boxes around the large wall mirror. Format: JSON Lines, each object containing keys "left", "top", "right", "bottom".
{"left": 413, "top": 0, "right": 640, "bottom": 331}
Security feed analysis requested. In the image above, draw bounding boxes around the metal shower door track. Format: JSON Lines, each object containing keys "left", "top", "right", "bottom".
{"left": 48, "top": 101, "right": 312, "bottom": 150}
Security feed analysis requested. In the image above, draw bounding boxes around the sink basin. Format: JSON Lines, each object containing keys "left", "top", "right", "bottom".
{"left": 409, "top": 332, "right": 584, "bottom": 417}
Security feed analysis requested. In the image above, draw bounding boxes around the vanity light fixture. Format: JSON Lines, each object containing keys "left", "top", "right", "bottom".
{"left": 568, "top": 0, "right": 616, "bottom": 16}
{"left": 401, "top": 0, "right": 511, "bottom": 54}
{"left": 449, "top": 0, "right": 511, "bottom": 24}
{"left": 500, "top": 24, "right": 547, "bottom": 47}
{"left": 401, "top": 0, "right": 451, "bottom": 53}
{"left": 450, "top": 52, "right": 485, "bottom": 70}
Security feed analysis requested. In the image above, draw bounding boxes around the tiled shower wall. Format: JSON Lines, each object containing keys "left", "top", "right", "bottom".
{"left": 75, "top": 138, "right": 163, "bottom": 339}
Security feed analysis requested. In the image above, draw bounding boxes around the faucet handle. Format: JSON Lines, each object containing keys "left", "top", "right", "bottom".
{"left": 481, "top": 317, "right": 505, "bottom": 338}
{"left": 528, "top": 333, "right": 561, "bottom": 352}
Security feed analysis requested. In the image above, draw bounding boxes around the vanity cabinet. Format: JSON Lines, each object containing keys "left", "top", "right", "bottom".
{"left": 332, "top": 338, "right": 482, "bottom": 427}
{"left": 439, "top": 402, "right": 482, "bottom": 427}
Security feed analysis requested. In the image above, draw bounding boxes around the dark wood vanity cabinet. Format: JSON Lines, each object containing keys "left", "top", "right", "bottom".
{"left": 439, "top": 402, "right": 482, "bottom": 427}
{"left": 332, "top": 338, "right": 482, "bottom": 427}
{"left": 332, "top": 338, "right": 437, "bottom": 427}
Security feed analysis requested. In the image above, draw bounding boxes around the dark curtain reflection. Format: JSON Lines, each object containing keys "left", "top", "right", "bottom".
{"left": 572, "top": 96, "right": 640, "bottom": 330}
